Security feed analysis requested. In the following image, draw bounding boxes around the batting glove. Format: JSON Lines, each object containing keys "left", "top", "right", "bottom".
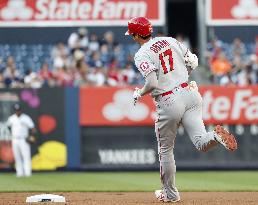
{"left": 133, "top": 87, "right": 142, "bottom": 106}
{"left": 189, "top": 81, "right": 198, "bottom": 91}
{"left": 184, "top": 52, "right": 198, "bottom": 70}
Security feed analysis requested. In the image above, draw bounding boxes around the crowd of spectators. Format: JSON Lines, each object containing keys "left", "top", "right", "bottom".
{"left": 0, "top": 28, "right": 144, "bottom": 88}
{"left": 206, "top": 36, "right": 258, "bottom": 86}
{"left": 0, "top": 28, "right": 257, "bottom": 88}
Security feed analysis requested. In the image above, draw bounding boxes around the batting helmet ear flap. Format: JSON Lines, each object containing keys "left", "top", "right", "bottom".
{"left": 125, "top": 31, "right": 130, "bottom": 35}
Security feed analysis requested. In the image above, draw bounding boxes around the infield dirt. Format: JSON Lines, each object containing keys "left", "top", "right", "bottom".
{"left": 0, "top": 192, "right": 257, "bottom": 205}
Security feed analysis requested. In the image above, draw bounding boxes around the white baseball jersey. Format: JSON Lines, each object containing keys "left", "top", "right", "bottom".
{"left": 134, "top": 37, "right": 189, "bottom": 96}
{"left": 7, "top": 114, "right": 34, "bottom": 139}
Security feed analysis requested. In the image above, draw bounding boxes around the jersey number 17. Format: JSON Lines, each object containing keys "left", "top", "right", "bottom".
{"left": 159, "top": 49, "right": 174, "bottom": 74}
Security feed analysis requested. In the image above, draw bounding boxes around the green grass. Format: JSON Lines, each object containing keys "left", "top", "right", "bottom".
{"left": 0, "top": 171, "right": 258, "bottom": 192}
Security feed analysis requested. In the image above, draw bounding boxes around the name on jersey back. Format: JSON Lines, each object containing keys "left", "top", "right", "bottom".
{"left": 150, "top": 40, "right": 170, "bottom": 53}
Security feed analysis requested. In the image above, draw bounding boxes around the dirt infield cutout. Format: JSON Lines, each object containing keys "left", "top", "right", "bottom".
{"left": 0, "top": 192, "right": 257, "bottom": 205}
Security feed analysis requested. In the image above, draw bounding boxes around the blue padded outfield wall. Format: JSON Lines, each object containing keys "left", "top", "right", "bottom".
{"left": 65, "top": 87, "right": 81, "bottom": 169}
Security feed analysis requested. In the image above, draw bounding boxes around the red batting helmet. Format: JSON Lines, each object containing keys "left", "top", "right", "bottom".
{"left": 125, "top": 17, "right": 153, "bottom": 37}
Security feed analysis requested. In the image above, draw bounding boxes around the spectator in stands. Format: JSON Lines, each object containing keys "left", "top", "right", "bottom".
{"left": 211, "top": 52, "right": 232, "bottom": 84}
{"left": 24, "top": 69, "right": 42, "bottom": 89}
{"left": 88, "top": 51, "right": 103, "bottom": 69}
{"left": 235, "top": 65, "right": 251, "bottom": 86}
{"left": 100, "top": 44, "right": 113, "bottom": 67}
{"left": 0, "top": 72, "right": 5, "bottom": 88}
{"left": 54, "top": 66, "right": 74, "bottom": 87}
{"left": 71, "top": 49, "right": 87, "bottom": 72}
{"left": 101, "top": 31, "right": 118, "bottom": 61}
{"left": 230, "top": 38, "right": 246, "bottom": 59}
{"left": 3, "top": 56, "right": 22, "bottom": 87}
{"left": 230, "top": 51, "right": 256, "bottom": 86}
{"left": 73, "top": 64, "right": 88, "bottom": 87}
{"left": 51, "top": 42, "right": 69, "bottom": 59}
{"left": 249, "top": 54, "right": 258, "bottom": 84}
{"left": 256, "top": 36, "right": 258, "bottom": 59}
{"left": 68, "top": 27, "right": 89, "bottom": 54}
{"left": 88, "top": 33, "right": 100, "bottom": 54}
{"left": 4, "top": 70, "right": 23, "bottom": 88}
{"left": 206, "top": 38, "right": 223, "bottom": 63}
{"left": 220, "top": 73, "right": 235, "bottom": 87}
{"left": 107, "top": 66, "right": 120, "bottom": 86}
{"left": 101, "top": 31, "right": 117, "bottom": 48}
{"left": 120, "top": 62, "right": 136, "bottom": 85}
{"left": 0, "top": 57, "right": 4, "bottom": 73}
{"left": 236, "top": 55, "right": 258, "bottom": 86}
{"left": 87, "top": 66, "right": 106, "bottom": 86}
{"left": 51, "top": 42, "right": 69, "bottom": 70}
{"left": 3, "top": 56, "right": 19, "bottom": 78}
{"left": 109, "top": 58, "right": 120, "bottom": 70}
{"left": 73, "top": 53, "right": 89, "bottom": 87}
{"left": 38, "top": 62, "right": 55, "bottom": 87}
{"left": 113, "top": 45, "right": 125, "bottom": 68}
{"left": 125, "top": 54, "right": 137, "bottom": 71}
{"left": 73, "top": 49, "right": 85, "bottom": 64}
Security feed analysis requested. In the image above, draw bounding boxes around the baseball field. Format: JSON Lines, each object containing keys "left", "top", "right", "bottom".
{"left": 0, "top": 171, "right": 258, "bottom": 204}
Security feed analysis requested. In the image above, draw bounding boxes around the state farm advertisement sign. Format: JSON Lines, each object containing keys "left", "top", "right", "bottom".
{"left": 80, "top": 87, "right": 156, "bottom": 126}
{"left": 206, "top": 0, "right": 258, "bottom": 25}
{"left": 0, "top": 0, "right": 165, "bottom": 27}
{"left": 200, "top": 86, "right": 258, "bottom": 125}
{"left": 80, "top": 86, "right": 258, "bottom": 126}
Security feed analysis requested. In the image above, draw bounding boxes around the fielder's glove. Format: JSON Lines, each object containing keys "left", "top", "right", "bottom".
{"left": 26, "top": 135, "right": 37, "bottom": 144}
{"left": 184, "top": 52, "right": 198, "bottom": 70}
{"left": 133, "top": 87, "right": 142, "bottom": 106}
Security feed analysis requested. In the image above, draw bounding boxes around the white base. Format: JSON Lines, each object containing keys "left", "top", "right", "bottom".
{"left": 26, "top": 194, "right": 66, "bottom": 203}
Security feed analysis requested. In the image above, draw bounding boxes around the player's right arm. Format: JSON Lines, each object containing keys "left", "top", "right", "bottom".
{"left": 175, "top": 40, "right": 198, "bottom": 71}
{"left": 6, "top": 116, "right": 12, "bottom": 132}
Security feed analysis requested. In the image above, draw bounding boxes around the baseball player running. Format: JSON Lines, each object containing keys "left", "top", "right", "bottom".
{"left": 125, "top": 17, "right": 237, "bottom": 203}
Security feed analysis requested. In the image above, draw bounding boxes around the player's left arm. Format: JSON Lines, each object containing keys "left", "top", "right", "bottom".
{"left": 140, "top": 71, "right": 158, "bottom": 95}
{"left": 27, "top": 116, "right": 36, "bottom": 135}
{"left": 29, "top": 127, "right": 36, "bottom": 135}
{"left": 26, "top": 116, "right": 37, "bottom": 144}
{"left": 133, "top": 54, "right": 158, "bottom": 105}
{"left": 133, "top": 71, "right": 158, "bottom": 104}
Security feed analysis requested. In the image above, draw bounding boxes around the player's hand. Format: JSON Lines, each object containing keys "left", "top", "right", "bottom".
{"left": 184, "top": 53, "right": 198, "bottom": 70}
{"left": 133, "top": 87, "right": 142, "bottom": 106}
{"left": 189, "top": 81, "right": 198, "bottom": 91}
{"left": 26, "top": 135, "right": 37, "bottom": 144}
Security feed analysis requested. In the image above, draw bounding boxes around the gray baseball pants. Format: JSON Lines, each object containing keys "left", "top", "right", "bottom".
{"left": 154, "top": 86, "right": 217, "bottom": 200}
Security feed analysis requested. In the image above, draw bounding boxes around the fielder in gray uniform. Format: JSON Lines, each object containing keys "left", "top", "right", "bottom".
{"left": 125, "top": 17, "right": 238, "bottom": 203}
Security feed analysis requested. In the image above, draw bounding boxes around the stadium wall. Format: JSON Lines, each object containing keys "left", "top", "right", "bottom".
{"left": 0, "top": 27, "right": 139, "bottom": 44}
{"left": 0, "top": 86, "right": 258, "bottom": 171}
